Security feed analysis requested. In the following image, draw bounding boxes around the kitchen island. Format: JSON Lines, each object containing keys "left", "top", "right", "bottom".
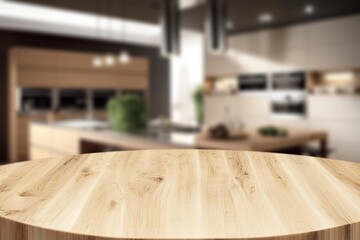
{"left": 1, "top": 150, "right": 360, "bottom": 240}
{"left": 29, "top": 121, "right": 328, "bottom": 160}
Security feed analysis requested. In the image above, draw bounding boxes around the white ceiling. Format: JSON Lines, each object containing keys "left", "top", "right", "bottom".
{"left": 0, "top": 0, "right": 161, "bottom": 46}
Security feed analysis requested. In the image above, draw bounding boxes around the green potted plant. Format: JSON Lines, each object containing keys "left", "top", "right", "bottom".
{"left": 193, "top": 86, "right": 204, "bottom": 125}
{"left": 107, "top": 94, "right": 147, "bottom": 133}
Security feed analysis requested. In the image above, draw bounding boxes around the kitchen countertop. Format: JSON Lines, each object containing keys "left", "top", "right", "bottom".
{"left": 196, "top": 130, "right": 327, "bottom": 152}
{"left": 31, "top": 121, "right": 327, "bottom": 156}
{"left": 1, "top": 150, "right": 360, "bottom": 240}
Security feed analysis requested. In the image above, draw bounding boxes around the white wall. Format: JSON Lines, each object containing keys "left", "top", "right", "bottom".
{"left": 171, "top": 30, "right": 204, "bottom": 126}
{"left": 205, "top": 14, "right": 360, "bottom": 162}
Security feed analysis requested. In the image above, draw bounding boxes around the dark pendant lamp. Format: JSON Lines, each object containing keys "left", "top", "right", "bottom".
{"left": 160, "top": 0, "right": 181, "bottom": 57}
{"left": 206, "top": 0, "right": 227, "bottom": 54}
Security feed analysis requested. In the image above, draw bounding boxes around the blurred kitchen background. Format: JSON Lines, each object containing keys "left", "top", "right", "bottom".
{"left": 1, "top": 0, "right": 360, "bottom": 163}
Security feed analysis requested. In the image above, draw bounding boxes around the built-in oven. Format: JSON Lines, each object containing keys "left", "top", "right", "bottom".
{"left": 238, "top": 74, "right": 268, "bottom": 92}
{"left": 271, "top": 92, "right": 306, "bottom": 119}
{"left": 270, "top": 72, "right": 307, "bottom": 118}
{"left": 272, "top": 72, "right": 306, "bottom": 90}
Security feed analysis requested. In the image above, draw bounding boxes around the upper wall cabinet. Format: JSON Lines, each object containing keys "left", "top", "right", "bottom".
{"left": 205, "top": 15, "right": 360, "bottom": 76}
{"left": 307, "top": 15, "right": 360, "bottom": 47}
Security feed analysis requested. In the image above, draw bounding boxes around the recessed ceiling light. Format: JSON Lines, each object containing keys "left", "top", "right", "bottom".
{"left": 305, "top": 4, "right": 315, "bottom": 14}
{"left": 226, "top": 21, "right": 234, "bottom": 30}
{"left": 104, "top": 54, "right": 115, "bottom": 66}
{"left": 92, "top": 56, "right": 103, "bottom": 68}
{"left": 259, "top": 13, "right": 273, "bottom": 23}
{"left": 118, "top": 51, "right": 131, "bottom": 64}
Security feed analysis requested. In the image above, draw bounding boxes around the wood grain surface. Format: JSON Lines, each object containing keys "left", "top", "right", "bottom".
{"left": 1, "top": 150, "right": 360, "bottom": 240}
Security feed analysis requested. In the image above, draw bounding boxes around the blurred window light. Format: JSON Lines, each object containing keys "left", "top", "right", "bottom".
{"left": 180, "top": 0, "right": 205, "bottom": 9}
{"left": 305, "top": 4, "right": 315, "bottom": 15}
{"left": 226, "top": 21, "right": 234, "bottom": 30}
{"left": 259, "top": 13, "right": 273, "bottom": 23}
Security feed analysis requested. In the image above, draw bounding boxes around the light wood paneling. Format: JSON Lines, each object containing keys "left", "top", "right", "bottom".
{"left": 18, "top": 68, "right": 148, "bottom": 89}
{"left": 58, "top": 71, "right": 147, "bottom": 90}
{"left": 1, "top": 150, "right": 360, "bottom": 239}
{"left": 15, "top": 47, "right": 149, "bottom": 74}
{"left": 17, "top": 68, "right": 57, "bottom": 87}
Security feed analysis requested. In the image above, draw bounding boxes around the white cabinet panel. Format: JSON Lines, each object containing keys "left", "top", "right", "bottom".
{"left": 309, "top": 121, "right": 360, "bottom": 145}
{"left": 229, "top": 31, "right": 270, "bottom": 53}
{"left": 308, "top": 95, "right": 360, "bottom": 162}
{"left": 271, "top": 119, "right": 310, "bottom": 129}
{"left": 232, "top": 96, "right": 270, "bottom": 117}
{"left": 308, "top": 15, "right": 360, "bottom": 47}
{"left": 205, "top": 54, "right": 243, "bottom": 76}
{"left": 204, "top": 95, "right": 270, "bottom": 126}
{"left": 206, "top": 15, "right": 360, "bottom": 76}
{"left": 204, "top": 96, "right": 234, "bottom": 125}
{"left": 268, "top": 49, "right": 307, "bottom": 71}
{"left": 308, "top": 96, "right": 360, "bottom": 121}
{"left": 265, "top": 25, "right": 307, "bottom": 51}
{"left": 307, "top": 44, "right": 360, "bottom": 70}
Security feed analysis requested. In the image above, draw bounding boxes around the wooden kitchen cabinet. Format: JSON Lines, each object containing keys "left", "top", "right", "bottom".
{"left": 8, "top": 47, "right": 149, "bottom": 162}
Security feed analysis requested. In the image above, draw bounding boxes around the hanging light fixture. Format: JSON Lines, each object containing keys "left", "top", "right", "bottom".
{"left": 160, "top": 0, "right": 180, "bottom": 57}
{"left": 118, "top": 0, "right": 131, "bottom": 64}
{"left": 206, "top": 0, "right": 227, "bottom": 54}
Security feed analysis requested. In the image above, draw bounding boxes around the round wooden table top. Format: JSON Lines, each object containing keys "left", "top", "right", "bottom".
{"left": 1, "top": 150, "right": 360, "bottom": 240}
